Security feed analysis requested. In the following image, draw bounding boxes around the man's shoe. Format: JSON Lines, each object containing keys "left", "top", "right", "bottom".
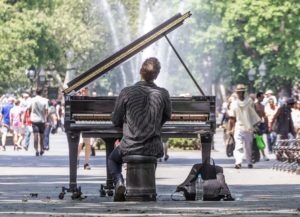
{"left": 223, "top": 194, "right": 235, "bottom": 201}
{"left": 248, "top": 164, "right": 253, "bottom": 168}
{"left": 164, "top": 154, "right": 169, "bottom": 161}
{"left": 114, "top": 180, "right": 126, "bottom": 202}
{"left": 35, "top": 152, "right": 39, "bottom": 156}
{"left": 234, "top": 164, "right": 241, "bottom": 169}
{"left": 84, "top": 163, "right": 91, "bottom": 170}
{"left": 23, "top": 146, "right": 28, "bottom": 151}
{"left": 40, "top": 151, "right": 44, "bottom": 156}
{"left": 263, "top": 157, "right": 270, "bottom": 161}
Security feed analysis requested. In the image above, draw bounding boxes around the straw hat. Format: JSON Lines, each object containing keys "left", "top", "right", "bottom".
{"left": 235, "top": 84, "right": 246, "bottom": 92}
{"left": 265, "top": 90, "right": 273, "bottom": 95}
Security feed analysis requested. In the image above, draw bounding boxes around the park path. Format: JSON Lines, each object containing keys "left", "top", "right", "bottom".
{"left": 0, "top": 129, "right": 299, "bottom": 216}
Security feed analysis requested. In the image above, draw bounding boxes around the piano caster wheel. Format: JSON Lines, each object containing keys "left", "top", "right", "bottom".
{"left": 107, "top": 190, "right": 114, "bottom": 197}
{"left": 59, "top": 192, "right": 65, "bottom": 200}
{"left": 58, "top": 186, "right": 67, "bottom": 200}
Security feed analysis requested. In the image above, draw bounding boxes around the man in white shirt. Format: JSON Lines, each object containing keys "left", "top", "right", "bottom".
{"left": 262, "top": 90, "right": 277, "bottom": 106}
{"left": 228, "top": 84, "right": 261, "bottom": 169}
{"left": 27, "top": 88, "right": 48, "bottom": 156}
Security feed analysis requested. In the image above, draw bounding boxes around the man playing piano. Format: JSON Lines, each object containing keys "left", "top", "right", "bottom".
{"left": 108, "top": 57, "right": 172, "bottom": 201}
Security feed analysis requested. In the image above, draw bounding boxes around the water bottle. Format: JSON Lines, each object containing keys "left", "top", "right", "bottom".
{"left": 195, "top": 175, "right": 203, "bottom": 200}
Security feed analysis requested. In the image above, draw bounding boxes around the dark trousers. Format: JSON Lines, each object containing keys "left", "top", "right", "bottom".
{"left": 267, "top": 131, "right": 277, "bottom": 152}
{"left": 108, "top": 146, "right": 123, "bottom": 182}
{"left": 44, "top": 125, "right": 51, "bottom": 149}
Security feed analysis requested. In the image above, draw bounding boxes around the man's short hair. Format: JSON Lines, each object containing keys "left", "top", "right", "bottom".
{"left": 140, "top": 57, "right": 161, "bottom": 82}
{"left": 36, "top": 88, "right": 43, "bottom": 96}
{"left": 256, "top": 91, "right": 264, "bottom": 99}
{"left": 287, "top": 97, "right": 295, "bottom": 105}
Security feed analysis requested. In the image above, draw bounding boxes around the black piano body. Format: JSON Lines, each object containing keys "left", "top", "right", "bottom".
{"left": 62, "top": 11, "right": 216, "bottom": 198}
{"left": 65, "top": 95, "right": 216, "bottom": 138}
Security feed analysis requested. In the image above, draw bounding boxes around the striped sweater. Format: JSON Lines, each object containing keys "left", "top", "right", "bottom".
{"left": 112, "top": 81, "right": 171, "bottom": 157}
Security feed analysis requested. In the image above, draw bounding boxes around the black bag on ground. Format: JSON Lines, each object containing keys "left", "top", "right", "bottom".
{"left": 172, "top": 159, "right": 234, "bottom": 201}
{"left": 201, "top": 159, "right": 222, "bottom": 200}
{"left": 225, "top": 135, "right": 235, "bottom": 157}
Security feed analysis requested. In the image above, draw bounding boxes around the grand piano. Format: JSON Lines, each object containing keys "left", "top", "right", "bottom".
{"left": 61, "top": 11, "right": 216, "bottom": 199}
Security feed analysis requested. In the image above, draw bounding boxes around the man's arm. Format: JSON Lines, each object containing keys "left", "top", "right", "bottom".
{"left": 270, "top": 107, "right": 281, "bottom": 131}
{"left": 9, "top": 110, "right": 13, "bottom": 128}
{"left": 227, "top": 117, "right": 236, "bottom": 135}
{"left": 112, "top": 91, "right": 126, "bottom": 127}
{"left": 161, "top": 91, "right": 171, "bottom": 125}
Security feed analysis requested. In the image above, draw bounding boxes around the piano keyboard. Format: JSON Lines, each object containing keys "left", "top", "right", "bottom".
{"left": 72, "top": 113, "right": 209, "bottom": 122}
{"left": 73, "top": 120, "right": 207, "bottom": 125}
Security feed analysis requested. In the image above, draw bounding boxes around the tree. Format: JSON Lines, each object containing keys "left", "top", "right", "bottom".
{"left": 0, "top": 0, "right": 102, "bottom": 95}
{"left": 221, "top": 0, "right": 300, "bottom": 92}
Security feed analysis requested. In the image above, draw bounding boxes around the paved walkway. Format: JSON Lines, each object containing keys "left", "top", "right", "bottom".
{"left": 0, "top": 129, "right": 299, "bottom": 216}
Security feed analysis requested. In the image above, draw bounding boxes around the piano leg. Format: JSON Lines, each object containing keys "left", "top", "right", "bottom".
{"left": 59, "top": 131, "right": 83, "bottom": 200}
{"left": 201, "top": 134, "right": 213, "bottom": 164}
{"left": 67, "top": 131, "right": 80, "bottom": 191}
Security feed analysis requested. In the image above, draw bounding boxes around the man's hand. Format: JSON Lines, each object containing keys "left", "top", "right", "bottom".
{"left": 253, "top": 123, "right": 261, "bottom": 135}
{"left": 227, "top": 129, "right": 234, "bottom": 136}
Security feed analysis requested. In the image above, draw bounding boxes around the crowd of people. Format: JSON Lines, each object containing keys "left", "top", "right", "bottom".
{"left": 0, "top": 88, "right": 64, "bottom": 156}
{"left": 220, "top": 84, "right": 299, "bottom": 169}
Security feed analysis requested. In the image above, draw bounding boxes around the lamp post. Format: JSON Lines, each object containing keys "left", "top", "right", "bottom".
{"left": 258, "top": 61, "right": 266, "bottom": 77}
{"left": 258, "top": 61, "right": 267, "bottom": 90}
{"left": 248, "top": 68, "right": 256, "bottom": 93}
{"left": 25, "top": 66, "right": 36, "bottom": 94}
{"left": 38, "top": 69, "right": 46, "bottom": 86}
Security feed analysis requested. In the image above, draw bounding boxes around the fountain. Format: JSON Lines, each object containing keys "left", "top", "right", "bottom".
{"left": 87, "top": 0, "right": 218, "bottom": 96}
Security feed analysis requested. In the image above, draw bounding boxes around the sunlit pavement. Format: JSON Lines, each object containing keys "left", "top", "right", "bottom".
{"left": 0, "top": 129, "right": 299, "bottom": 216}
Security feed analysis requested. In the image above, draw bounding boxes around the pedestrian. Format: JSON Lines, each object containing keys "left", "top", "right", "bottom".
{"left": 108, "top": 57, "right": 172, "bottom": 201}
{"left": 291, "top": 100, "right": 300, "bottom": 138}
{"left": 77, "top": 87, "right": 92, "bottom": 170}
{"left": 222, "top": 94, "right": 237, "bottom": 146}
{"left": 22, "top": 108, "right": 32, "bottom": 151}
{"left": 254, "top": 92, "right": 269, "bottom": 161}
{"left": 9, "top": 99, "right": 24, "bottom": 150}
{"left": 271, "top": 97, "right": 296, "bottom": 140}
{"left": 55, "top": 101, "right": 64, "bottom": 132}
{"left": 44, "top": 100, "right": 57, "bottom": 151}
{"left": 20, "top": 92, "right": 31, "bottom": 110}
{"left": 227, "top": 84, "right": 261, "bottom": 169}
{"left": 265, "top": 98, "right": 278, "bottom": 153}
{"left": 27, "top": 88, "right": 48, "bottom": 156}
{"left": 262, "top": 90, "right": 277, "bottom": 106}
{"left": 0, "top": 97, "right": 14, "bottom": 151}
{"left": 20, "top": 92, "right": 31, "bottom": 150}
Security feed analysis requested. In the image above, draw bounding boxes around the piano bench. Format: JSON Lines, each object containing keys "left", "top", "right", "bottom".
{"left": 123, "top": 155, "right": 157, "bottom": 201}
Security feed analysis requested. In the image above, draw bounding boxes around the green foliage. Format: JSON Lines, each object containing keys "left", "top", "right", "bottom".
{"left": 0, "top": 0, "right": 100, "bottom": 94}
{"left": 168, "top": 138, "right": 200, "bottom": 150}
{"left": 0, "top": 0, "right": 299, "bottom": 95}
{"left": 221, "top": 0, "right": 300, "bottom": 90}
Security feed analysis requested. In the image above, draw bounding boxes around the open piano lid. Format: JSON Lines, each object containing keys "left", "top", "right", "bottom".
{"left": 63, "top": 11, "right": 192, "bottom": 95}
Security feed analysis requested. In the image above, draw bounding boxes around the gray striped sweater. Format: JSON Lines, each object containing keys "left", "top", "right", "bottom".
{"left": 112, "top": 81, "right": 171, "bottom": 157}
